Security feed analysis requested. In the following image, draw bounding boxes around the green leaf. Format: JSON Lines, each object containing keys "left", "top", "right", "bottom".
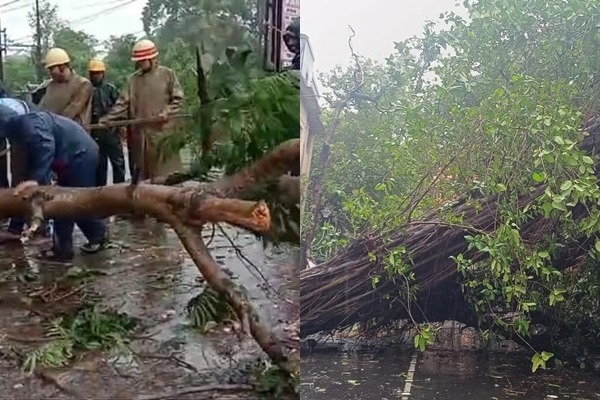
{"left": 495, "top": 183, "right": 507, "bottom": 192}
{"left": 551, "top": 200, "right": 566, "bottom": 211}
{"left": 510, "top": 228, "right": 521, "bottom": 243}
{"left": 560, "top": 180, "right": 573, "bottom": 191}
{"left": 582, "top": 156, "right": 594, "bottom": 165}
{"left": 531, "top": 352, "right": 549, "bottom": 372}
{"left": 541, "top": 202, "right": 553, "bottom": 217}
{"left": 371, "top": 275, "right": 380, "bottom": 289}
{"left": 553, "top": 136, "right": 565, "bottom": 145}
{"left": 532, "top": 172, "right": 546, "bottom": 182}
{"left": 541, "top": 351, "right": 554, "bottom": 361}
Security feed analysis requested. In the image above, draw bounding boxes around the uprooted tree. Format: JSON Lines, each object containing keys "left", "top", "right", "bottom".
{"left": 1, "top": 139, "right": 300, "bottom": 384}
{"left": 301, "top": 0, "right": 600, "bottom": 370}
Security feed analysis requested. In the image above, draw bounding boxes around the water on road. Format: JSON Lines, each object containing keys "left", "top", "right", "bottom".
{"left": 302, "top": 351, "right": 600, "bottom": 400}
{"left": 0, "top": 216, "right": 298, "bottom": 399}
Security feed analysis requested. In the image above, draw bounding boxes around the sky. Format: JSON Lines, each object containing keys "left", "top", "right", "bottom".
{"left": 0, "top": 0, "right": 469, "bottom": 64}
{"left": 301, "top": 0, "right": 468, "bottom": 74}
{"left": 1, "top": 0, "right": 146, "bottom": 55}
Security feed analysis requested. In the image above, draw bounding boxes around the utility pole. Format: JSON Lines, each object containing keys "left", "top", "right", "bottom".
{"left": 263, "top": 0, "right": 283, "bottom": 72}
{"left": 0, "top": 28, "right": 5, "bottom": 83}
{"left": 34, "top": 0, "right": 43, "bottom": 82}
{"left": 0, "top": 5, "right": 5, "bottom": 82}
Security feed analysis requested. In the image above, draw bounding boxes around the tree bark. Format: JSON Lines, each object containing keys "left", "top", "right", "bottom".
{"left": 3, "top": 139, "right": 301, "bottom": 378}
{"left": 300, "top": 118, "right": 600, "bottom": 337}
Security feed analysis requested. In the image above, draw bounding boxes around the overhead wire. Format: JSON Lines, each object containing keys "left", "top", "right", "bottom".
{"left": 72, "top": 0, "right": 129, "bottom": 10}
{"left": 7, "top": 0, "right": 144, "bottom": 45}
{"left": 68, "top": 0, "right": 141, "bottom": 27}
{"left": 2, "top": 2, "right": 31, "bottom": 13}
{"left": 0, "top": 0, "right": 20, "bottom": 8}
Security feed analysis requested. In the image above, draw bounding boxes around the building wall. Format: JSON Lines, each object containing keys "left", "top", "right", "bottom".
{"left": 300, "top": 34, "right": 321, "bottom": 97}
{"left": 300, "top": 100, "right": 313, "bottom": 176}
{"left": 299, "top": 33, "right": 321, "bottom": 203}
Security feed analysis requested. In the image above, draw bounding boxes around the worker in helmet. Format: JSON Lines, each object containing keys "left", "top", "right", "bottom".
{"left": 88, "top": 58, "right": 126, "bottom": 186}
{"left": 100, "top": 39, "right": 184, "bottom": 181}
{"left": 283, "top": 17, "right": 300, "bottom": 70}
{"left": 38, "top": 48, "right": 93, "bottom": 127}
{"left": 0, "top": 97, "right": 108, "bottom": 260}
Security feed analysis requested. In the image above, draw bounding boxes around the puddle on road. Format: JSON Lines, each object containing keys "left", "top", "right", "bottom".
{"left": 0, "top": 217, "right": 298, "bottom": 399}
{"left": 302, "top": 352, "right": 600, "bottom": 400}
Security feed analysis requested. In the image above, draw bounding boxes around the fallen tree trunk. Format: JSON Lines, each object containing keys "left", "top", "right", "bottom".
{"left": 300, "top": 121, "right": 600, "bottom": 337}
{"left": 2, "top": 139, "right": 300, "bottom": 378}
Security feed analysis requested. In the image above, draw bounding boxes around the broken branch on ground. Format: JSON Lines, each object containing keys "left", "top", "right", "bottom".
{"left": 0, "top": 138, "right": 300, "bottom": 378}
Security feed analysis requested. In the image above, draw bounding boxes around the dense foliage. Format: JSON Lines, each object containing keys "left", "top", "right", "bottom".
{"left": 304, "top": 0, "right": 600, "bottom": 369}
{"left": 4, "top": 0, "right": 299, "bottom": 173}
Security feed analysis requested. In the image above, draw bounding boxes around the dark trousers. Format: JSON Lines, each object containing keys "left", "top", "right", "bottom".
{"left": 92, "top": 128, "right": 126, "bottom": 186}
{"left": 0, "top": 139, "right": 8, "bottom": 188}
{"left": 53, "top": 150, "right": 107, "bottom": 256}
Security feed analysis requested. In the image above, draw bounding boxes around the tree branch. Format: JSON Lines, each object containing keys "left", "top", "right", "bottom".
{"left": 0, "top": 142, "right": 300, "bottom": 381}
{"left": 301, "top": 26, "right": 366, "bottom": 268}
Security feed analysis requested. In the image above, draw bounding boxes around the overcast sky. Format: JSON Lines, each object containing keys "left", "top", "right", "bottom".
{"left": 1, "top": 0, "right": 145, "bottom": 55}
{"left": 302, "top": 0, "right": 467, "bottom": 74}
{"left": 1, "top": 0, "right": 469, "bottom": 64}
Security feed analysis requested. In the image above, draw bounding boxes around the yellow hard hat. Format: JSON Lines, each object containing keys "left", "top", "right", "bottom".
{"left": 131, "top": 39, "right": 158, "bottom": 62}
{"left": 44, "top": 47, "right": 70, "bottom": 69}
{"left": 88, "top": 58, "right": 106, "bottom": 72}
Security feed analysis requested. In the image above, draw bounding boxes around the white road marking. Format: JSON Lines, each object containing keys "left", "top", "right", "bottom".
{"left": 401, "top": 352, "right": 419, "bottom": 399}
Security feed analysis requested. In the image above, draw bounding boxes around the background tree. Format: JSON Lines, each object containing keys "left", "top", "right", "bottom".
{"left": 103, "top": 34, "right": 139, "bottom": 90}
{"left": 141, "top": 0, "right": 257, "bottom": 57}
{"left": 2, "top": 56, "right": 36, "bottom": 92}
{"left": 27, "top": 0, "right": 66, "bottom": 76}
{"left": 52, "top": 28, "right": 98, "bottom": 74}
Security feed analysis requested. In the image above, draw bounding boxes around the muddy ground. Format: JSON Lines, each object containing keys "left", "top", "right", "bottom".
{"left": 0, "top": 215, "right": 298, "bottom": 399}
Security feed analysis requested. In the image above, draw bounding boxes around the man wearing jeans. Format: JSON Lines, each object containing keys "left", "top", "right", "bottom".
{"left": 0, "top": 97, "right": 108, "bottom": 261}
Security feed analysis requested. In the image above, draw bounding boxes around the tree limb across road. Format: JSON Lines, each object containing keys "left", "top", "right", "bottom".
{"left": 0, "top": 138, "right": 301, "bottom": 379}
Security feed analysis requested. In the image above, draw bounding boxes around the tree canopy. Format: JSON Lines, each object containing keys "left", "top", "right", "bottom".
{"left": 303, "top": 0, "right": 600, "bottom": 370}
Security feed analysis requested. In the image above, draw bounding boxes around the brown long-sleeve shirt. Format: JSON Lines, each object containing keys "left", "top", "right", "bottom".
{"left": 102, "top": 64, "right": 184, "bottom": 179}
{"left": 103, "top": 65, "right": 183, "bottom": 124}
{"left": 39, "top": 72, "right": 93, "bottom": 126}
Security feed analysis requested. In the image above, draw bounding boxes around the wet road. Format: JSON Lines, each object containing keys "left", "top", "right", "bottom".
{"left": 0, "top": 214, "right": 298, "bottom": 398}
{"left": 301, "top": 352, "right": 600, "bottom": 400}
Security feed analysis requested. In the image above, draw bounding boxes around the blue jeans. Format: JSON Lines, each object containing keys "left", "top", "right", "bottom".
{"left": 52, "top": 149, "right": 107, "bottom": 256}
